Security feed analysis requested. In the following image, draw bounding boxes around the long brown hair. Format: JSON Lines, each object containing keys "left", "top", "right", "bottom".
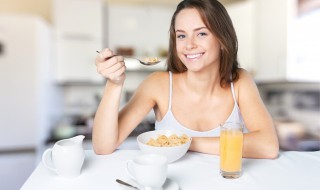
{"left": 167, "top": 0, "right": 240, "bottom": 86}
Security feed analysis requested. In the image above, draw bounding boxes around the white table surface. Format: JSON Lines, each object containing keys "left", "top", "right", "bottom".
{"left": 21, "top": 149, "right": 320, "bottom": 190}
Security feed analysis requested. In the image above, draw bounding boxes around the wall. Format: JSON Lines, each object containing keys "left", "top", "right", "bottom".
{"left": 0, "top": 0, "right": 52, "bottom": 21}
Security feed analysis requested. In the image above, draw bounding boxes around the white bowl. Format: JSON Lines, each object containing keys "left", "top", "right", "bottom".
{"left": 137, "top": 130, "right": 192, "bottom": 163}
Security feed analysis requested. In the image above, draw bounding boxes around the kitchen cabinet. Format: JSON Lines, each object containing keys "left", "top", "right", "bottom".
{"left": 254, "top": 0, "right": 320, "bottom": 82}
{"left": 226, "top": 1, "right": 255, "bottom": 74}
{"left": 54, "top": 38, "right": 104, "bottom": 83}
{"left": 52, "top": 0, "right": 104, "bottom": 39}
{"left": 53, "top": 0, "right": 106, "bottom": 83}
{"left": 108, "top": 4, "right": 175, "bottom": 65}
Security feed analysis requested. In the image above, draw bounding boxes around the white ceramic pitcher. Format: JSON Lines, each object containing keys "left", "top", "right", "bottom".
{"left": 42, "top": 135, "right": 85, "bottom": 178}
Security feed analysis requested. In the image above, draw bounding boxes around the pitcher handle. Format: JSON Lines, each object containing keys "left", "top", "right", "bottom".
{"left": 42, "top": 148, "right": 57, "bottom": 173}
{"left": 126, "top": 160, "right": 136, "bottom": 180}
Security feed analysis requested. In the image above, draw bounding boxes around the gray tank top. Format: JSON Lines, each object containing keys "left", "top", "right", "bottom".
{"left": 155, "top": 71, "right": 248, "bottom": 137}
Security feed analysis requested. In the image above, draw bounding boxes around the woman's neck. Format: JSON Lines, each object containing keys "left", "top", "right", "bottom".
{"left": 183, "top": 68, "right": 221, "bottom": 98}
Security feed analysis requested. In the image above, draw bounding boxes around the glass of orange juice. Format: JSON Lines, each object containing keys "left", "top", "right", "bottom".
{"left": 219, "top": 122, "right": 244, "bottom": 179}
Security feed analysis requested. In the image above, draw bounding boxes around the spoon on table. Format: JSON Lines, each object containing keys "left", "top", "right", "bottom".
{"left": 96, "top": 51, "right": 161, "bottom": 66}
{"left": 116, "top": 179, "right": 140, "bottom": 189}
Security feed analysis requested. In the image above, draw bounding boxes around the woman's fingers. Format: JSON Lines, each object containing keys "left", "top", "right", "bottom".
{"left": 97, "top": 60, "right": 125, "bottom": 76}
{"left": 95, "top": 48, "right": 126, "bottom": 84}
{"left": 95, "top": 48, "right": 112, "bottom": 63}
{"left": 101, "top": 64, "right": 126, "bottom": 82}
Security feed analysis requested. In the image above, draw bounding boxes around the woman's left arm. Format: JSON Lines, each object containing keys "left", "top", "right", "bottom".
{"left": 190, "top": 70, "right": 279, "bottom": 159}
{"left": 237, "top": 70, "right": 279, "bottom": 158}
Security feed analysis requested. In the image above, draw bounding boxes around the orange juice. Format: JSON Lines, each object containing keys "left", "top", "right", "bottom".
{"left": 220, "top": 130, "right": 243, "bottom": 172}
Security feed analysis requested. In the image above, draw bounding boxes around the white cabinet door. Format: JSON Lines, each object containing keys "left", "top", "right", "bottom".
{"left": 227, "top": 1, "right": 255, "bottom": 74}
{"left": 53, "top": 0, "right": 105, "bottom": 83}
{"left": 255, "top": 0, "right": 289, "bottom": 81}
{"left": 55, "top": 38, "right": 103, "bottom": 83}
{"left": 53, "top": 0, "right": 104, "bottom": 39}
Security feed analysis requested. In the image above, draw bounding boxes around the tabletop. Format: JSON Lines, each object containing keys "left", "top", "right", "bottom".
{"left": 21, "top": 149, "right": 320, "bottom": 190}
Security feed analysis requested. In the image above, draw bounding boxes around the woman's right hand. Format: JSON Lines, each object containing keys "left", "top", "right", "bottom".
{"left": 95, "top": 48, "right": 126, "bottom": 85}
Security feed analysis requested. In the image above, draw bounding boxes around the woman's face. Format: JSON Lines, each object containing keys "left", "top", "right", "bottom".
{"left": 175, "top": 8, "right": 221, "bottom": 72}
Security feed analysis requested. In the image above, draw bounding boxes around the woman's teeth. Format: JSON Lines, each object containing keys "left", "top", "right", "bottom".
{"left": 186, "top": 53, "right": 203, "bottom": 59}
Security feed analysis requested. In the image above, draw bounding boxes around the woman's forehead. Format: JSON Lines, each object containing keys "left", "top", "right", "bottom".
{"left": 175, "top": 8, "right": 206, "bottom": 30}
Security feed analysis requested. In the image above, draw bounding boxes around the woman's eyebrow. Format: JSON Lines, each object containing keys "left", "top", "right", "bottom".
{"left": 175, "top": 26, "right": 207, "bottom": 33}
{"left": 194, "top": 27, "right": 207, "bottom": 31}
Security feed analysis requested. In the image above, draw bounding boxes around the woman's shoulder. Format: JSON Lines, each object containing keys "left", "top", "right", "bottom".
{"left": 147, "top": 71, "right": 169, "bottom": 79}
{"left": 136, "top": 71, "right": 170, "bottom": 105}
{"left": 235, "top": 68, "right": 255, "bottom": 86}
{"left": 144, "top": 71, "right": 169, "bottom": 85}
{"left": 138, "top": 71, "right": 169, "bottom": 93}
{"left": 234, "top": 68, "right": 260, "bottom": 98}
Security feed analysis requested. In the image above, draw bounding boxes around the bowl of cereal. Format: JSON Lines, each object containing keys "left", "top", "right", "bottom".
{"left": 137, "top": 130, "right": 192, "bottom": 163}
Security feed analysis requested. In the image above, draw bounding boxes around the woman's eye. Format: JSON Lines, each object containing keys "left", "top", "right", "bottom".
{"left": 198, "top": 32, "right": 207, "bottom": 37}
{"left": 177, "top": 34, "right": 185, "bottom": 39}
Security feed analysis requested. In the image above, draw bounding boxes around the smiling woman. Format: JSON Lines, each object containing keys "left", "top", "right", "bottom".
{"left": 173, "top": 9, "right": 227, "bottom": 76}
{"left": 92, "top": 0, "right": 279, "bottom": 159}
{"left": 167, "top": 0, "right": 240, "bottom": 87}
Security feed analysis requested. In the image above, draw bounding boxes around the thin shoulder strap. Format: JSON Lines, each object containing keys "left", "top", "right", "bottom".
{"left": 230, "top": 82, "right": 237, "bottom": 104}
{"left": 168, "top": 71, "right": 173, "bottom": 110}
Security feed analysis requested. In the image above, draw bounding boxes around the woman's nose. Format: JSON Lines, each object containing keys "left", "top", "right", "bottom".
{"left": 186, "top": 37, "right": 197, "bottom": 50}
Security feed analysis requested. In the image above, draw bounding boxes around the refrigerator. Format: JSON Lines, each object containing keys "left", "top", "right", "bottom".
{"left": 0, "top": 13, "right": 62, "bottom": 153}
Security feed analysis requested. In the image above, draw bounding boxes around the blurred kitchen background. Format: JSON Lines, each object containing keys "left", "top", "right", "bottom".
{"left": 0, "top": 0, "right": 319, "bottom": 189}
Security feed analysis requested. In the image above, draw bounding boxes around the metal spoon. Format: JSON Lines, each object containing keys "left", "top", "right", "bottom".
{"left": 116, "top": 179, "right": 140, "bottom": 190}
{"left": 96, "top": 51, "right": 161, "bottom": 66}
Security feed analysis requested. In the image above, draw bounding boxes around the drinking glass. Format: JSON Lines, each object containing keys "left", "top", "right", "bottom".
{"left": 219, "top": 122, "right": 244, "bottom": 179}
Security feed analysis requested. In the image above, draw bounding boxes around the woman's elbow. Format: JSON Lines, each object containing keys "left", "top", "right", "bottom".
{"left": 266, "top": 146, "right": 279, "bottom": 159}
{"left": 93, "top": 143, "right": 117, "bottom": 155}
{"left": 265, "top": 140, "right": 280, "bottom": 159}
{"left": 93, "top": 148, "right": 114, "bottom": 155}
{"left": 261, "top": 128, "right": 280, "bottom": 159}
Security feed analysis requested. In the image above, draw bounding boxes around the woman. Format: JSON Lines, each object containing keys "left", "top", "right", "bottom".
{"left": 93, "top": 0, "right": 279, "bottom": 159}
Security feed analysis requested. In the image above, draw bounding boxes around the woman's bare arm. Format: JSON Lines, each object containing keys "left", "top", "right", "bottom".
{"left": 93, "top": 72, "right": 160, "bottom": 154}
